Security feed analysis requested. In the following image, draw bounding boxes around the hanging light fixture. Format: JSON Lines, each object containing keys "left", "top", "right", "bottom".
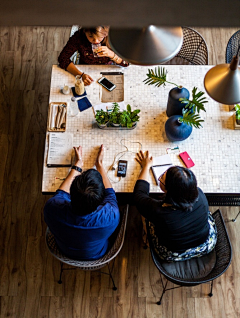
{"left": 108, "top": 25, "right": 183, "bottom": 65}
{"left": 204, "top": 45, "right": 240, "bottom": 105}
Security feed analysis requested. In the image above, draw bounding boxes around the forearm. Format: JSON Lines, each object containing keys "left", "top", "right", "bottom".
{"left": 138, "top": 165, "right": 151, "bottom": 182}
{"left": 59, "top": 169, "right": 80, "bottom": 193}
{"left": 96, "top": 165, "right": 112, "bottom": 189}
{"left": 59, "top": 158, "right": 82, "bottom": 193}
{"left": 66, "top": 62, "right": 84, "bottom": 77}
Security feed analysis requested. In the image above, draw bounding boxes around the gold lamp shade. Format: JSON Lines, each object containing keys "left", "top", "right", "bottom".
{"left": 204, "top": 56, "right": 240, "bottom": 105}
{"left": 108, "top": 26, "right": 183, "bottom": 65}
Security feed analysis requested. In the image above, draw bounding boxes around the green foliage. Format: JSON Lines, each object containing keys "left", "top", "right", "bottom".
{"left": 235, "top": 104, "right": 240, "bottom": 119}
{"left": 179, "top": 87, "right": 208, "bottom": 113}
{"left": 179, "top": 109, "right": 204, "bottom": 129}
{"left": 108, "top": 103, "right": 141, "bottom": 127}
{"left": 143, "top": 67, "right": 178, "bottom": 87}
{"left": 95, "top": 109, "right": 109, "bottom": 125}
{"left": 143, "top": 67, "right": 209, "bottom": 129}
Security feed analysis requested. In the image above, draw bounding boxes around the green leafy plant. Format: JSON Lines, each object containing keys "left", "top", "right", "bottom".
{"left": 109, "top": 102, "right": 121, "bottom": 125}
{"left": 235, "top": 104, "right": 240, "bottom": 120}
{"left": 179, "top": 87, "right": 207, "bottom": 114}
{"left": 179, "top": 109, "right": 204, "bottom": 129}
{"left": 235, "top": 104, "right": 240, "bottom": 125}
{"left": 108, "top": 103, "right": 141, "bottom": 127}
{"left": 143, "top": 67, "right": 178, "bottom": 87}
{"left": 95, "top": 109, "right": 109, "bottom": 125}
{"left": 143, "top": 67, "right": 208, "bottom": 129}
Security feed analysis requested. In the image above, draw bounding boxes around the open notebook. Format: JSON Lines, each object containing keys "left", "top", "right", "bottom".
{"left": 151, "top": 154, "right": 173, "bottom": 185}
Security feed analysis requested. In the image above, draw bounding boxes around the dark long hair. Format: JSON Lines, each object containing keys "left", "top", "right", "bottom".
{"left": 70, "top": 169, "right": 105, "bottom": 215}
{"left": 164, "top": 166, "right": 198, "bottom": 211}
{"left": 81, "top": 26, "right": 110, "bottom": 48}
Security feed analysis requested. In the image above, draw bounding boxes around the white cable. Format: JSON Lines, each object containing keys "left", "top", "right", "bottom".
{"left": 107, "top": 138, "right": 142, "bottom": 183}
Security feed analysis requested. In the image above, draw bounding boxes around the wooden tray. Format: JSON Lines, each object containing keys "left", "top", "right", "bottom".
{"left": 48, "top": 102, "right": 67, "bottom": 132}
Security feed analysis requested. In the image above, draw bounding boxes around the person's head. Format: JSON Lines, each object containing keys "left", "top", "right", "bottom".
{"left": 70, "top": 169, "right": 105, "bottom": 215}
{"left": 159, "top": 166, "right": 198, "bottom": 211}
{"left": 83, "top": 26, "right": 109, "bottom": 45}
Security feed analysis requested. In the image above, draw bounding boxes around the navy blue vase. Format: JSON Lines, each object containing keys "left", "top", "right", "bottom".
{"left": 165, "top": 115, "right": 192, "bottom": 141}
{"left": 166, "top": 86, "right": 190, "bottom": 117}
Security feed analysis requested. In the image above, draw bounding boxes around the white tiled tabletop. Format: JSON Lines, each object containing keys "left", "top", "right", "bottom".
{"left": 42, "top": 65, "right": 240, "bottom": 194}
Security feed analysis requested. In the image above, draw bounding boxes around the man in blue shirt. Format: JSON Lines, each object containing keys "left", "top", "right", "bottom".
{"left": 44, "top": 145, "right": 120, "bottom": 260}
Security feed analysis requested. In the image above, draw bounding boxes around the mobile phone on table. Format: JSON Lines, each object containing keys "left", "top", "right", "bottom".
{"left": 179, "top": 151, "right": 195, "bottom": 168}
{"left": 117, "top": 160, "right": 128, "bottom": 177}
{"left": 98, "top": 77, "right": 116, "bottom": 91}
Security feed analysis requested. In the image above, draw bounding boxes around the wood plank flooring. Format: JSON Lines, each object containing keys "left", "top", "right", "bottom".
{"left": 0, "top": 26, "right": 239, "bottom": 318}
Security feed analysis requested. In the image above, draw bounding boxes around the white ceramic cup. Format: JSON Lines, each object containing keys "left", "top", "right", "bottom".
{"left": 62, "top": 85, "right": 70, "bottom": 95}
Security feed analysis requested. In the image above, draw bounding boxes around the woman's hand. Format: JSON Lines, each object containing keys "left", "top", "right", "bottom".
{"left": 96, "top": 46, "right": 115, "bottom": 59}
{"left": 82, "top": 73, "right": 94, "bottom": 86}
{"left": 136, "top": 150, "right": 153, "bottom": 170}
{"left": 73, "top": 146, "right": 83, "bottom": 168}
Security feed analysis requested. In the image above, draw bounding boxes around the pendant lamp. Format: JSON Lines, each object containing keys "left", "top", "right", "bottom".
{"left": 204, "top": 45, "right": 240, "bottom": 105}
{"left": 108, "top": 25, "right": 183, "bottom": 65}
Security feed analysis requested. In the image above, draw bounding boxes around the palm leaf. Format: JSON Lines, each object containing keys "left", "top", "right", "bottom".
{"left": 180, "top": 87, "right": 208, "bottom": 113}
{"left": 179, "top": 110, "right": 204, "bottom": 129}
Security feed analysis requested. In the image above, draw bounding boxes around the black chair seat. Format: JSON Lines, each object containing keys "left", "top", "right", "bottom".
{"left": 160, "top": 249, "right": 216, "bottom": 281}
{"left": 147, "top": 209, "right": 232, "bottom": 303}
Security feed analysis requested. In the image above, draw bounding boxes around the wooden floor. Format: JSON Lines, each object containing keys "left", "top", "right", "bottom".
{"left": 0, "top": 26, "right": 240, "bottom": 318}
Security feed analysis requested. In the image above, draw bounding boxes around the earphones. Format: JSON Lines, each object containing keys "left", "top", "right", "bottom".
{"left": 107, "top": 139, "right": 142, "bottom": 183}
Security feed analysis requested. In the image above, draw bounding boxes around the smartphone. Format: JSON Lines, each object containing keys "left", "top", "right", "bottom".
{"left": 98, "top": 77, "right": 116, "bottom": 91}
{"left": 117, "top": 160, "right": 128, "bottom": 177}
{"left": 179, "top": 151, "right": 195, "bottom": 168}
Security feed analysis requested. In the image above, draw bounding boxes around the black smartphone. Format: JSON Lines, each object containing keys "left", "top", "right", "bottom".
{"left": 117, "top": 160, "right": 128, "bottom": 177}
{"left": 98, "top": 77, "right": 116, "bottom": 91}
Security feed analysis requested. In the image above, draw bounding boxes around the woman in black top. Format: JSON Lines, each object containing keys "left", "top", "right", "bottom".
{"left": 134, "top": 150, "right": 217, "bottom": 261}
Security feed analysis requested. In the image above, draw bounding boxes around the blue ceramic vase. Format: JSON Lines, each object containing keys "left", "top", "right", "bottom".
{"left": 166, "top": 86, "right": 190, "bottom": 117}
{"left": 165, "top": 115, "right": 192, "bottom": 141}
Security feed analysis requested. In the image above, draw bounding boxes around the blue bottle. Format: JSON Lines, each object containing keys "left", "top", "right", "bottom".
{"left": 166, "top": 86, "right": 190, "bottom": 117}
{"left": 165, "top": 115, "right": 192, "bottom": 141}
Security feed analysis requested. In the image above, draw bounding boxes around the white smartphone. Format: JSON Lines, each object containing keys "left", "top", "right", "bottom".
{"left": 98, "top": 77, "right": 116, "bottom": 91}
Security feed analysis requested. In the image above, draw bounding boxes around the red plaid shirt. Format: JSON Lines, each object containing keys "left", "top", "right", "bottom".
{"left": 58, "top": 30, "right": 129, "bottom": 69}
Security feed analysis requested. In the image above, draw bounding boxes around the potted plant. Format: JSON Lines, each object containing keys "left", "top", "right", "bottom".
{"left": 235, "top": 104, "right": 240, "bottom": 125}
{"left": 95, "top": 109, "right": 109, "bottom": 127}
{"left": 143, "top": 67, "right": 208, "bottom": 122}
{"left": 109, "top": 102, "right": 121, "bottom": 126}
{"left": 144, "top": 67, "right": 190, "bottom": 117}
{"left": 119, "top": 104, "right": 140, "bottom": 128}
{"left": 144, "top": 67, "right": 208, "bottom": 141}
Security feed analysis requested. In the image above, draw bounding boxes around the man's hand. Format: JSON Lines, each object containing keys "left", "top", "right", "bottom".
{"left": 95, "top": 144, "right": 104, "bottom": 170}
{"left": 74, "top": 146, "right": 83, "bottom": 168}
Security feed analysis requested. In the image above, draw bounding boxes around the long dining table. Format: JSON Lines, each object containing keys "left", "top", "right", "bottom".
{"left": 42, "top": 64, "right": 240, "bottom": 205}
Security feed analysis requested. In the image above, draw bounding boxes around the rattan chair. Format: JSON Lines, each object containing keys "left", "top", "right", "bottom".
{"left": 46, "top": 204, "right": 128, "bottom": 290}
{"left": 147, "top": 209, "right": 232, "bottom": 305}
{"left": 165, "top": 26, "right": 208, "bottom": 65}
{"left": 225, "top": 30, "right": 240, "bottom": 64}
{"left": 69, "top": 25, "right": 81, "bottom": 65}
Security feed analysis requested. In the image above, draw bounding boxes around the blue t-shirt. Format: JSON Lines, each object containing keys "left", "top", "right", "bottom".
{"left": 44, "top": 188, "right": 120, "bottom": 260}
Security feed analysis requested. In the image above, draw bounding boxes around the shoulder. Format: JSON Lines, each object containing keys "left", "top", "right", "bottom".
{"left": 44, "top": 190, "right": 71, "bottom": 209}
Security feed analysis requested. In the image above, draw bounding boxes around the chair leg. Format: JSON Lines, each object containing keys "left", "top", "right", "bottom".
{"left": 232, "top": 211, "right": 240, "bottom": 222}
{"left": 58, "top": 262, "right": 64, "bottom": 284}
{"left": 208, "top": 281, "right": 213, "bottom": 297}
{"left": 157, "top": 279, "right": 169, "bottom": 305}
{"left": 107, "top": 262, "right": 117, "bottom": 291}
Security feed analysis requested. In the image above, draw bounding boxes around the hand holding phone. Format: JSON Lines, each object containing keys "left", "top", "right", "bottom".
{"left": 179, "top": 151, "right": 195, "bottom": 168}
